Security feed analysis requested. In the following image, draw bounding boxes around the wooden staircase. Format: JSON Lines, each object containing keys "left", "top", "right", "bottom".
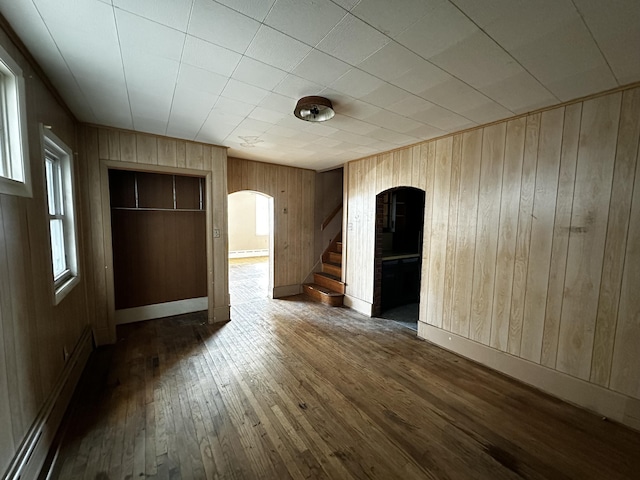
{"left": 303, "top": 238, "right": 345, "bottom": 306}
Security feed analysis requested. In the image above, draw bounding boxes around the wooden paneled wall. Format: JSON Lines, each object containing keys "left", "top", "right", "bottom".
{"left": 344, "top": 86, "right": 640, "bottom": 404}
{"left": 227, "top": 157, "right": 316, "bottom": 294}
{"left": 78, "top": 125, "right": 229, "bottom": 345}
{"left": 0, "top": 25, "right": 90, "bottom": 477}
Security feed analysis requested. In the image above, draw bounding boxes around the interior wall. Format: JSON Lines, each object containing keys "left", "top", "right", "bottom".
{"left": 228, "top": 191, "right": 269, "bottom": 253}
{"left": 79, "top": 125, "right": 229, "bottom": 345}
{"left": 0, "top": 24, "right": 90, "bottom": 476}
{"left": 227, "top": 157, "right": 315, "bottom": 296}
{"left": 344, "top": 86, "right": 640, "bottom": 421}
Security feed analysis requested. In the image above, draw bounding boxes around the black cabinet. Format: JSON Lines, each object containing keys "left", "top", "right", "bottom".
{"left": 381, "top": 256, "right": 421, "bottom": 310}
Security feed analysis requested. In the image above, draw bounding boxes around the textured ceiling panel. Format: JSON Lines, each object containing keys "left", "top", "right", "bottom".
{"left": 1, "top": 0, "right": 638, "bottom": 171}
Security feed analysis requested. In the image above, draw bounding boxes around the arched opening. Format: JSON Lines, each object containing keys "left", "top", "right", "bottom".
{"left": 373, "top": 187, "right": 426, "bottom": 330}
{"left": 227, "top": 191, "right": 274, "bottom": 303}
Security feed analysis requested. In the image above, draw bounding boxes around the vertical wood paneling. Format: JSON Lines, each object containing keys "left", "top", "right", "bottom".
{"left": 0, "top": 200, "right": 23, "bottom": 446}
{"left": 591, "top": 89, "right": 640, "bottom": 386}
{"left": 176, "top": 142, "right": 187, "bottom": 168}
{"left": 136, "top": 134, "right": 158, "bottom": 165}
{"left": 287, "top": 168, "right": 300, "bottom": 286}
{"left": 394, "top": 148, "right": 412, "bottom": 187}
{"left": 362, "top": 156, "right": 377, "bottom": 302}
{"left": 3, "top": 197, "right": 43, "bottom": 439}
{"left": 157, "top": 138, "right": 177, "bottom": 167}
{"left": 0, "top": 29, "right": 87, "bottom": 478}
{"left": 609, "top": 141, "right": 640, "bottom": 397}
{"left": 520, "top": 108, "right": 564, "bottom": 362}
{"left": 211, "top": 151, "right": 228, "bottom": 313}
{"left": 86, "top": 127, "right": 109, "bottom": 340}
{"left": 410, "top": 145, "right": 423, "bottom": 190}
{"left": 82, "top": 126, "right": 228, "bottom": 333}
{"left": 0, "top": 296, "right": 14, "bottom": 467}
{"left": 99, "top": 129, "right": 110, "bottom": 159}
{"left": 186, "top": 143, "right": 204, "bottom": 170}
{"left": 442, "top": 135, "right": 462, "bottom": 332}
{"left": 541, "top": 104, "right": 582, "bottom": 367}
{"left": 557, "top": 93, "right": 621, "bottom": 380}
{"left": 376, "top": 153, "right": 393, "bottom": 195}
{"left": 301, "top": 170, "right": 315, "bottom": 282}
{"left": 347, "top": 159, "right": 362, "bottom": 298}
{"left": 450, "top": 130, "right": 482, "bottom": 337}
{"left": 508, "top": 113, "right": 540, "bottom": 355}
{"left": 470, "top": 123, "right": 505, "bottom": 344}
{"left": 108, "top": 130, "right": 121, "bottom": 161}
{"left": 120, "top": 132, "right": 137, "bottom": 163}
{"left": 426, "top": 138, "right": 453, "bottom": 328}
{"left": 344, "top": 86, "right": 640, "bottom": 406}
{"left": 420, "top": 143, "right": 436, "bottom": 325}
{"left": 490, "top": 117, "right": 525, "bottom": 351}
{"left": 275, "top": 167, "right": 288, "bottom": 287}
{"left": 227, "top": 158, "right": 315, "bottom": 293}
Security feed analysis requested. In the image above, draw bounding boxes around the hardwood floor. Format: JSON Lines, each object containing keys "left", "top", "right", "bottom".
{"left": 50, "top": 260, "right": 640, "bottom": 479}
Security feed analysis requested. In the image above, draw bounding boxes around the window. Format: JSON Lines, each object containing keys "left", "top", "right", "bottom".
{"left": 0, "top": 44, "right": 30, "bottom": 196}
{"left": 43, "top": 127, "right": 79, "bottom": 304}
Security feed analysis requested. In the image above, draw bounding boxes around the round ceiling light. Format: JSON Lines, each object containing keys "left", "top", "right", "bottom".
{"left": 294, "top": 96, "right": 335, "bottom": 122}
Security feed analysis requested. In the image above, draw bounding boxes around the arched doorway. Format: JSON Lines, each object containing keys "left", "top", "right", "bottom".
{"left": 227, "top": 191, "right": 274, "bottom": 303}
{"left": 373, "top": 187, "right": 426, "bottom": 330}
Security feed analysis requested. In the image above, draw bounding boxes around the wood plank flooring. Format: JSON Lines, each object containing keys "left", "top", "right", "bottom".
{"left": 50, "top": 260, "right": 640, "bottom": 479}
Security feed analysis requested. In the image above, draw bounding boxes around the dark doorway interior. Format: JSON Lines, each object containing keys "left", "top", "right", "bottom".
{"left": 374, "top": 187, "right": 426, "bottom": 330}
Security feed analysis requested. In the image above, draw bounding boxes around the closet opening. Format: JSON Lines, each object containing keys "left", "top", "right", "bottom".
{"left": 109, "top": 169, "right": 207, "bottom": 324}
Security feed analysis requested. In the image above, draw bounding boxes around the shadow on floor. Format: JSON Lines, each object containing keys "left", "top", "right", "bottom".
{"left": 377, "top": 303, "right": 418, "bottom": 331}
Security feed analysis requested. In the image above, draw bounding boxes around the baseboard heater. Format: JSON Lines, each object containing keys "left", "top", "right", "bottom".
{"left": 3, "top": 326, "right": 93, "bottom": 480}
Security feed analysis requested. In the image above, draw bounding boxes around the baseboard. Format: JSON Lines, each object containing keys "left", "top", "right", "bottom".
{"left": 115, "top": 297, "right": 208, "bottom": 325}
{"left": 3, "top": 326, "right": 93, "bottom": 480}
{"left": 343, "top": 295, "right": 373, "bottom": 316}
{"left": 418, "top": 321, "right": 640, "bottom": 432}
{"left": 228, "top": 250, "right": 268, "bottom": 258}
{"left": 273, "top": 284, "right": 301, "bottom": 298}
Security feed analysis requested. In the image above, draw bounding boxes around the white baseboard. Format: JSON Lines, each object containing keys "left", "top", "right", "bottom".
{"left": 273, "top": 284, "right": 301, "bottom": 298}
{"left": 228, "top": 249, "right": 268, "bottom": 258}
{"left": 4, "top": 326, "right": 93, "bottom": 480}
{"left": 418, "top": 321, "right": 640, "bottom": 432}
{"left": 343, "top": 295, "right": 373, "bottom": 316}
{"left": 115, "top": 297, "right": 208, "bottom": 325}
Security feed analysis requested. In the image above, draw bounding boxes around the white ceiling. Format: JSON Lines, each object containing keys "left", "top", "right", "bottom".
{"left": 1, "top": 0, "right": 638, "bottom": 171}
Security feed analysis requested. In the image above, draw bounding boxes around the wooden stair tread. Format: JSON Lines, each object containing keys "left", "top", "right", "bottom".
{"left": 315, "top": 271, "right": 341, "bottom": 282}
{"left": 303, "top": 283, "right": 344, "bottom": 307}
{"left": 324, "top": 261, "right": 341, "bottom": 267}
{"left": 303, "top": 283, "right": 343, "bottom": 296}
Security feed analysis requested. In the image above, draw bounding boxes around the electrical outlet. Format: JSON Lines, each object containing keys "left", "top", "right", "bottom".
{"left": 214, "top": 228, "right": 220, "bottom": 238}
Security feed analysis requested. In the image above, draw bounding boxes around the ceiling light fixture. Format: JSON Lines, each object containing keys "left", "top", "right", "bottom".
{"left": 294, "top": 96, "right": 335, "bottom": 122}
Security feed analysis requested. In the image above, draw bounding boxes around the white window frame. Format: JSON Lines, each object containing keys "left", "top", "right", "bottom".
{"left": 0, "top": 44, "right": 30, "bottom": 197}
{"left": 42, "top": 126, "right": 79, "bottom": 304}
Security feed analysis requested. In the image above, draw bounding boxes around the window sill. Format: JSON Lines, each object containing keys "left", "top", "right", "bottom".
{"left": 0, "top": 175, "right": 32, "bottom": 197}
{"left": 53, "top": 274, "right": 80, "bottom": 305}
